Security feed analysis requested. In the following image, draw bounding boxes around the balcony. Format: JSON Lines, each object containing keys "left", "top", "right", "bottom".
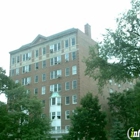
{"left": 50, "top": 129, "right": 68, "bottom": 134}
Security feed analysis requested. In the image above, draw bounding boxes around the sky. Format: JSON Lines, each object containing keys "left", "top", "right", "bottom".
{"left": 0, "top": 0, "right": 131, "bottom": 102}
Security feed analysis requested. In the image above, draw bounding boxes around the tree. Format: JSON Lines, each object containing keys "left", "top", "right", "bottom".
{"left": 63, "top": 93, "right": 107, "bottom": 140}
{"left": 84, "top": 0, "right": 140, "bottom": 89}
{"left": 110, "top": 120, "right": 127, "bottom": 140}
{"left": 0, "top": 67, "right": 51, "bottom": 140}
{"left": 108, "top": 82, "right": 140, "bottom": 139}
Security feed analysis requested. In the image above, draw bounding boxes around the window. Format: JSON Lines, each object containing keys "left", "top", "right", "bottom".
{"left": 109, "top": 89, "right": 113, "bottom": 93}
{"left": 109, "top": 79, "right": 113, "bottom": 85}
{"left": 50, "top": 56, "right": 61, "bottom": 66}
{"left": 65, "top": 125, "right": 70, "bottom": 131}
{"left": 34, "top": 75, "right": 38, "bottom": 83}
{"left": 72, "top": 66, "right": 77, "bottom": 75}
{"left": 52, "top": 112, "right": 55, "bottom": 119}
{"left": 16, "top": 56, "right": 20, "bottom": 63}
{"left": 11, "top": 69, "right": 14, "bottom": 76}
{"left": 22, "top": 65, "right": 31, "bottom": 73}
{"left": 72, "top": 51, "right": 77, "bottom": 60}
{"left": 42, "top": 74, "right": 46, "bottom": 81}
{"left": 57, "top": 112, "right": 61, "bottom": 119}
{"left": 52, "top": 98, "right": 55, "bottom": 105}
{"left": 35, "top": 50, "right": 39, "bottom": 57}
{"left": 26, "top": 89, "right": 30, "bottom": 94}
{"left": 65, "top": 39, "right": 69, "bottom": 48}
{"left": 15, "top": 80, "right": 18, "bottom": 84}
{"left": 72, "top": 80, "right": 77, "bottom": 89}
{"left": 42, "top": 47, "right": 46, "bottom": 55}
{"left": 65, "top": 110, "right": 70, "bottom": 120}
{"left": 57, "top": 97, "right": 61, "bottom": 105}
{"left": 41, "top": 114, "right": 46, "bottom": 118}
{"left": 65, "top": 82, "right": 70, "bottom": 90}
{"left": 50, "top": 84, "right": 61, "bottom": 92}
{"left": 65, "top": 53, "right": 69, "bottom": 61}
{"left": 72, "top": 95, "right": 77, "bottom": 104}
{"left": 57, "top": 126, "right": 61, "bottom": 131}
{"left": 42, "top": 100, "right": 45, "bottom": 107}
{"left": 34, "top": 88, "right": 38, "bottom": 94}
{"left": 22, "top": 77, "right": 31, "bottom": 85}
{"left": 42, "top": 86, "right": 46, "bottom": 94}
{"left": 65, "top": 67, "right": 70, "bottom": 76}
{"left": 12, "top": 58, "right": 15, "bottom": 65}
{"left": 71, "top": 37, "right": 76, "bottom": 46}
{"left": 16, "top": 68, "right": 19, "bottom": 75}
{"left": 50, "top": 43, "right": 61, "bottom": 52}
{"left": 50, "top": 70, "right": 62, "bottom": 79}
{"left": 35, "top": 62, "right": 39, "bottom": 70}
{"left": 22, "top": 52, "right": 31, "bottom": 61}
{"left": 65, "top": 96, "right": 70, "bottom": 105}
{"left": 118, "top": 84, "right": 121, "bottom": 88}
{"left": 42, "top": 60, "right": 46, "bottom": 68}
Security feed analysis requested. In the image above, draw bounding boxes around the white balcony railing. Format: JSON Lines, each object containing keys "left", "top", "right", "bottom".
{"left": 50, "top": 129, "right": 69, "bottom": 134}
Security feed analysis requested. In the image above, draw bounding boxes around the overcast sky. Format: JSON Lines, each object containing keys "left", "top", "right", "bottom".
{"left": 0, "top": 0, "right": 131, "bottom": 102}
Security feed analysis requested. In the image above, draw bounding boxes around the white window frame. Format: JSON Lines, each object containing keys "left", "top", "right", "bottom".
{"left": 42, "top": 60, "right": 46, "bottom": 68}
{"left": 12, "top": 57, "right": 15, "bottom": 64}
{"left": 16, "top": 56, "right": 20, "bottom": 63}
{"left": 34, "top": 88, "right": 38, "bottom": 94}
{"left": 57, "top": 112, "right": 61, "bottom": 119}
{"left": 50, "top": 84, "right": 61, "bottom": 92}
{"left": 35, "top": 62, "right": 39, "bottom": 70}
{"left": 22, "top": 77, "right": 31, "bottom": 85}
{"left": 52, "top": 98, "right": 56, "bottom": 105}
{"left": 42, "top": 47, "right": 46, "bottom": 55}
{"left": 65, "top": 125, "right": 70, "bottom": 131}
{"left": 72, "top": 80, "right": 77, "bottom": 89}
{"left": 35, "top": 50, "right": 39, "bottom": 57}
{"left": 42, "top": 73, "right": 46, "bottom": 81}
{"left": 72, "top": 65, "right": 77, "bottom": 75}
{"left": 65, "top": 67, "right": 70, "bottom": 76}
{"left": 34, "top": 75, "right": 38, "bottom": 83}
{"left": 65, "top": 53, "right": 69, "bottom": 61}
{"left": 15, "top": 80, "right": 19, "bottom": 84}
{"left": 42, "top": 86, "right": 46, "bottom": 95}
{"left": 65, "top": 82, "right": 70, "bottom": 90}
{"left": 50, "top": 56, "right": 61, "bottom": 66}
{"left": 71, "top": 37, "right": 76, "bottom": 46}
{"left": 71, "top": 51, "right": 76, "bottom": 60}
{"left": 65, "top": 96, "right": 70, "bottom": 105}
{"left": 52, "top": 112, "right": 55, "bottom": 120}
{"left": 16, "top": 68, "right": 19, "bottom": 75}
{"left": 65, "top": 39, "right": 69, "bottom": 48}
{"left": 72, "top": 95, "right": 77, "bottom": 104}
{"left": 65, "top": 110, "right": 70, "bottom": 120}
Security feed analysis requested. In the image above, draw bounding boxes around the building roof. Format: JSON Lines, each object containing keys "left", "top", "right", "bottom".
{"left": 9, "top": 28, "right": 78, "bottom": 54}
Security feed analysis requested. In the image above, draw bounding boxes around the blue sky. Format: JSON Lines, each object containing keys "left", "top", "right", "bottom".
{"left": 0, "top": 0, "right": 131, "bottom": 102}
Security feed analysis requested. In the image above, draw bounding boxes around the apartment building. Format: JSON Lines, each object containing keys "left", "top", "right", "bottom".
{"left": 9, "top": 24, "right": 132, "bottom": 139}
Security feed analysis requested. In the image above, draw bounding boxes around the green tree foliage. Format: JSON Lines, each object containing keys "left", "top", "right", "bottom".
{"left": 0, "top": 67, "right": 51, "bottom": 140}
{"left": 110, "top": 120, "right": 127, "bottom": 140}
{"left": 0, "top": 67, "right": 16, "bottom": 93}
{"left": 108, "top": 82, "right": 140, "bottom": 139}
{"left": 63, "top": 93, "right": 107, "bottom": 140}
{"left": 84, "top": 0, "right": 140, "bottom": 88}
